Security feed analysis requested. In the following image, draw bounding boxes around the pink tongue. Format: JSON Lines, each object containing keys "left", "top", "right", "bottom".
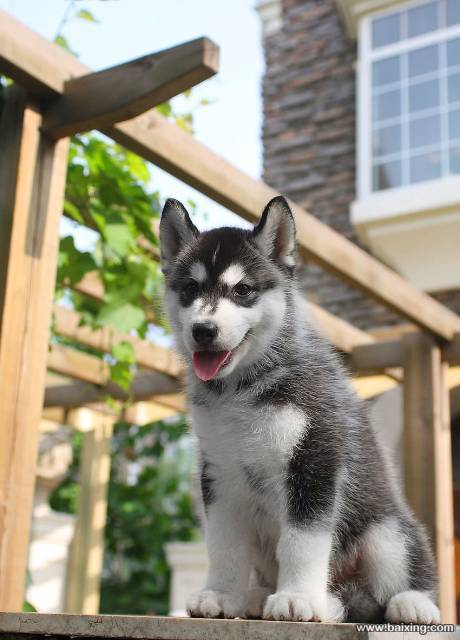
{"left": 193, "top": 350, "right": 231, "bottom": 381}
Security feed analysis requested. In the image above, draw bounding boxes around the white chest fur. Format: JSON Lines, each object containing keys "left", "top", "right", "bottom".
{"left": 190, "top": 397, "right": 307, "bottom": 503}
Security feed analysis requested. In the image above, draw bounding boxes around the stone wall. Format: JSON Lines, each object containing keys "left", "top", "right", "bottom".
{"left": 260, "top": 0, "right": 460, "bottom": 330}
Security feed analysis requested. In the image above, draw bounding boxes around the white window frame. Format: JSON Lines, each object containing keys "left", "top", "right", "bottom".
{"left": 356, "top": 0, "right": 460, "bottom": 201}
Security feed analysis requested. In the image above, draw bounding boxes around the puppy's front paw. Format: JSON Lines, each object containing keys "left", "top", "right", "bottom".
{"left": 385, "top": 591, "right": 440, "bottom": 624}
{"left": 187, "top": 589, "right": 245, "bottom": 619}
{"left": 263, "top": 590, "right": 342, "bottom": 622}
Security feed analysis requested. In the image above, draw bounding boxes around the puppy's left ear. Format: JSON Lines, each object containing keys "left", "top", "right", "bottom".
{"left": 160, "top": 198, "right": 199, "bottom": 273}
{"left": 253, "top": 196, "right": 296, "bottom": 268}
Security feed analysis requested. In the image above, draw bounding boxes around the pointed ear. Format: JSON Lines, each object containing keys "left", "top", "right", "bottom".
{"left": 159, "top": 199, "right": 199, "bottom": 272}
{"left": 253, "top": 196, "right": 296, "bottom": 268}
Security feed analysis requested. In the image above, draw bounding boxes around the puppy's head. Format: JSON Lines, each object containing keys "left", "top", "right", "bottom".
{"left": 159, "top": 196, "right": 296, "bottom": 381}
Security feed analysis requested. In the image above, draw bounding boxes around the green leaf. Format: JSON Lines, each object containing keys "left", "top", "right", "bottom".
{"left": 22, "top": 601, "right": 37, "bottom": 613}
{"left": 97, "top": 303, "right": 145, "bottom": 333}
{"left": 57, "top": 236, "right": 96, "bottom": 286}
{"left": 112, "top": 341, "right": 135, "bottom": 364}
{"left": 109, "top": 360, "right": 133, "bottom": 391}
{"left": 76, "top": 9, "right": 99, "bottom": 23}
{"left": 104, "top": 223, "right": 135, "bottom": 257}
{"left": 54, "top": 34, "right": 72, "bottom": 52}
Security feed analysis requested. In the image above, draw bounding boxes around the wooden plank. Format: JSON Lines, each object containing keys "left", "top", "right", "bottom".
{"left": 350, "top": 331, "right": 460, "bottom": 373}
{"left": 1, "top": 11, "right": 460, "bottom": 339}
{"left": 0, "top": 613, "right": 367, "bottom": 640}
{"left": 0, "top": 10, "right": 84, "bottom": 97}
{"left": 350, "top": 339, "right": 403, "bottom": 374}
{"left": 403, "top": 333, "right": 456, "bottom": 623}
{"left": 0, "top": 87, "right": 69, "bottom": 611}
{"left": 42, "top": 39, "right": 219, "bottom": 138}
{"left": 64, "top": 412, "right": 114, "bottom": 614}
{"left": 53, "top": 305, "right": 183, "bottom": 378}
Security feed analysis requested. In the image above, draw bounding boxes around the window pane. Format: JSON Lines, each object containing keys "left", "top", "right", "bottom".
{"left": 373, "top": 89, "right": 401, "bottom": 121}
{"left": 373, "top": 160, "right": 402, "bottom": 190}
{"left": 447, "top": 0, "right": 460, "bottom": 26}
{"left": 408, "top": 44, "right": 438, "bottom": 78}
{"left": 373, "top": 56, "right": 400, "bottom": 87}
{"left": 448, "top": 73, "right": 460, "bottom": 103}
{"left": 447, "top": 38, "right": 460, "bottom": 67}
{"left": 408, "top": 2, "right": 438, "bottom": 38}
{"left": 373, "top": 123, "right": 402, "bottom": 156}
{"left": 448, "top": 108, "right": 460, "bottom": 139}
{"left": 450, "top": 145, "right": 460, "bottom": 173}
{"left": 410, "top": 150, "right": 441, "bottom": 183}
{"left": 409, "top": 114, "right": 441, "bottom": 148}
{"left": 409, "top": 79, "right": 439, "bottom": 112}
{"left": 372, "top": 13, "right": 401, "bottom": 48}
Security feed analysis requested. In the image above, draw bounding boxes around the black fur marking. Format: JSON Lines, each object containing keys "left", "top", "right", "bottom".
{"left": 286, "top": 424, "right": 341, "bottom": 528}
{"left": 399, "top": 514, "right": 438, "bottom": 592}
{"left": 200, "top": 459, "right": 215, "bottom": 511}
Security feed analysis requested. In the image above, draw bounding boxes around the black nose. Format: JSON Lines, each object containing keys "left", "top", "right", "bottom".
{"left": 192, "top": 321, "right": 218, "bottom": 346}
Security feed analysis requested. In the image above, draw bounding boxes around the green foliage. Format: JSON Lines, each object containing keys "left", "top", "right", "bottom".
{"left": 55, "top": 132, "right": 165, "bottom": 383}
{"left": 50, "top": 419, "right": 198, "bottom": 615}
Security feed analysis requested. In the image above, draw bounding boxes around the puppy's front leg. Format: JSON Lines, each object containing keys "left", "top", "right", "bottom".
{"left": 187, "top": 500, "right": 251, "bottom": 618}
{"left": 264, "top": 525, "right": 344, "bottom": 622}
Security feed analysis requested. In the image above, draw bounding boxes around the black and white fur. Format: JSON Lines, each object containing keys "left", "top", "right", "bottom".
{"left": 159, "top": 196, "right": 440, "bottom": 624}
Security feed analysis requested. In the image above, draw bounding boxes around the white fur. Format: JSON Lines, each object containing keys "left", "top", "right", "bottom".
{"left": 188, "top": 403, "right": 308, "bottom": 618}
{"left": 385, "top": 590, "right": 441, "bottom": 624}
{"left": 263, "top": 526, "right": 343, "bottom": 622}
{"left": 220, "top": 263, "right": 245, "bottom": 287}
{"left": 361, "top": 517, "right": 409, "bottom": 604}
{"left": 190, "top": 261, "right": 207, "bottom": 283}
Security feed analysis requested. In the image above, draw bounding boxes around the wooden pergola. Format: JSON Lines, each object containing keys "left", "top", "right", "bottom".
{"left": 0, "top": 8, "right": 459, "bottom": 625}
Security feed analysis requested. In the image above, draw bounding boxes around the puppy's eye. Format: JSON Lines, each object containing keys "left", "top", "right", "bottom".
{"left": 234, "top": 283, "right": 252, "bottom": 297}
{"left": 183, "top": 280, "right": 199, "bottom": 296}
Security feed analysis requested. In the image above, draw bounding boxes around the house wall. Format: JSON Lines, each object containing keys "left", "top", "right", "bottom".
{"left": 259, "top": 0, "right": 460, "bottom": 330}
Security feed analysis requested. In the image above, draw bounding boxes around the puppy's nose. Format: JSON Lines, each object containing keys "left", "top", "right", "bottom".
{"left": 192, "top": 321, "right": 218, "bottom": 346}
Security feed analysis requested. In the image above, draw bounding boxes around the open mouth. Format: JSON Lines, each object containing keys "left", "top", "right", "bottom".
{"left": 192, "top": 332, "right": 250, "bottom": 381}
{"left": 192, "top": 350, "right": 232, "bottom": 381}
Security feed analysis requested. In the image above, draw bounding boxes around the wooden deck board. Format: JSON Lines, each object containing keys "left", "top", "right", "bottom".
{"left": 0, "top": 613, "right": 366, "bottom": 640}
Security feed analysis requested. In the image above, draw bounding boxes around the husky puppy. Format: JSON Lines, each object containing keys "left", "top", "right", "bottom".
{"left": 159, "top": 196, "right": 440, "bottom": 624}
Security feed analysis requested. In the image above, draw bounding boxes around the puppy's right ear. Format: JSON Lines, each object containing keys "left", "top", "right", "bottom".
{"left": 160, "top": 199, "right": 199, "bottom": 272}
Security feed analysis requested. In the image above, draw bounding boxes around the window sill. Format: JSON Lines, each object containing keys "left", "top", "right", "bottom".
{"left": 351, "top": 176, "right": 460, "bottom": 292}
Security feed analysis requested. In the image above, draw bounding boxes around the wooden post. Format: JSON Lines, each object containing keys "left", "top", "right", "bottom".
{"left": 0, "top": 87, "right": 69, "bottom": 611}
{"left": 64, "top": 410, "right": 114, "bottom": 614}
{"left": 403, "top": 333, "right": 456, "bottom": 623}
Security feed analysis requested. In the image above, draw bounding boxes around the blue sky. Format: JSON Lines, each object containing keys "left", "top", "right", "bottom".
{"left": 1, "top": 0, "right": 263, "bottom": 229}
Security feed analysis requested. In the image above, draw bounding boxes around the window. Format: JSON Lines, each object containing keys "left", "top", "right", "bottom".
{"left": 359, "top": 0, "right": 460, "bottom": 195}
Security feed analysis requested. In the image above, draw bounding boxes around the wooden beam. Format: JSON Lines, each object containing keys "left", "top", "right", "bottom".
{"left": 0, "top": 612, "right": 368, "bottom": 640}
{"left": 0, "top": 87, "right": 69, "bottom": 611}
{"left": 43, "top": 375, "right": 182, "bottom": 410}
{"left": 53, "top": 305, "right": 182, "bottom": 377}
{"left": 403, "top": 333, "right": 456, "bottom": 623}
{"left": 350, "top": 339, "right": 403, "bottom": 374}
{"left": 64, "top": 411, "right": 114, "bottom": 614}
{"left": 42, "top": 38, "right": 219, "bottom": 139}
{"left": 1, "top": 11, "right": 460, "bottom": 339}
{"left": 349, "top": 331, "right": 460, "bottom": 374}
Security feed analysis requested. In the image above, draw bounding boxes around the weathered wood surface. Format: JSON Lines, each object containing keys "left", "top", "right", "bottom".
{"left": 42, "top": 38, "right": 219, "bottom": 138}
{"left": 0, "top": 87, "right": 69, "bottom": 610}
{"left": 64, "top": 416, "right": 114, "bottom": 613}
{"left": 2, "top": 9, "right": 460, "bottom": 340}
{"left": 53, "top": 305, "right": 183, "bottom": 377}
{"left": 0, "top": 613, "right": 366, "bottom": 640}
{"left": 403, "top": 333, "right": 456, "bottom": 623}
